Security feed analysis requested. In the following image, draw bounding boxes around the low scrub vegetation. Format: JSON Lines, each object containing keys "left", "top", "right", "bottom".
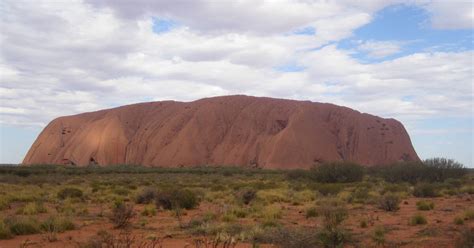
{"left": 378, "top": 193, "right": 400, "bottom": 212}
{"left": 310, "top": 162, "right": 365, "bottom": 183}
{"left": 57, "top": 187, "right": 83, "bottom": 200}
{"left": 109, "top": 202, "right": 135, "bottom": 229}
{"left": 372, "top": 158, "right": 466, "bottom": 184}
{"left": 155, "top": 188, "right": 200, "bottom": 210}
{"left": 409, "top": 213, "right": 427, "bottom": 225}
{"left": 0, "top": 157, "right": 471, "bottom": 246}
{"left": 416, "top": 200, "right": 435, "bottom": 211}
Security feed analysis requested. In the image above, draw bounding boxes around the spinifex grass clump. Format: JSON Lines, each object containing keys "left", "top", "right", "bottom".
{"left": 413, "top": 183, "right": 438, "bottom": 197}
{"left": 155, "top": 188, "right": 200, "bottom": 210}
{"left": 57, "top": 187, "right": 83, "bottom": 200}
{"left": 416, "top": 200, "right": 435, "bottom": 211}
{"left": 409, "top": 213, "right": 427, "bottom": 225}
{"left": 377, "top": 193, "right": 400, "bottom": 212}
{"left": 4, "top": 216, "right": 40, "bottom": 235}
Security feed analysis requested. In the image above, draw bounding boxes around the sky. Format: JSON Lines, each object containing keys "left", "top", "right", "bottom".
{"left": 0, "top": 0, "right": 472, "bottom": 167}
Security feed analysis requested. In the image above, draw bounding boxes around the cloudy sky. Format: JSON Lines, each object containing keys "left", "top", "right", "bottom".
{"left": 0, "top": 0, "right": 472, "bottom": 166}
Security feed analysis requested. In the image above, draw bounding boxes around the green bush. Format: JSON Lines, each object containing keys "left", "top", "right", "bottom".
{"left": 454, "top": 216, "right": 465, "bottom": 225}
{"left": 135, "top": 187, "right": 156, "bottom": 204}
{"left": 455, "top": 227, "right": 474, "bottom": 248}
{"left": 317, "top": 200, "right": 349, "bottom": 247}
{"left": 57, "top": 187, "right": 83, "bottom": 200}
{"left": 40, "top": 216, "right": 75, "bottom": 233}
{"left": 409, "top": 214, "right": 427, "bottom": 225}
{"left": 349, "top": 186, "right": 370, "bottom": 203}
{"left": 4, "top": 217, "right": 40, "bottom": 235}
{"left": 315, "top": 184, "right": 344, "bottom": 196}
{"left": 413, "top": 183, "right": 438, "bottom": 197}
{"left": 372, "top": 226, "right": 386, "bottom": 246}
{"left": 360, "top": 219, "right": 368, "bottom": 228}
{"left": 260, "top": 227, "right": 320, "bottom": 248}
{"left": 0, "top": 221, "right": 13, "bottom": 240}
{"left": 109, "top": 202, "right": 134, "bottom": 229}
{"left": 423, "top": 158, "right": 467, "bottom": 181}
{"left": 239, "top": 189, "right": 257, "bottom": 205}
{"left": 305, "top": 207, "right": 318, "bottom": 219}
{"left": 286, "top": 169, "right": 310, "bottom": 180}
{"left": 416, "top": 200, "right": 434, "bottom": 211}
{"left": 141, "top": 204, "right": 156, "bottom": 217}
{"left": 155, "top": 188, "right": 199, "bottom": 210}
{"left": 16, "top": 201, "right": 47, "bottom": 215}
{"left": 310, "top": 162, "right": 364, "bottom": 183}
{"left": 374, "top": 158, "right": 466, "bottom": 184}
{"left": 464, "top": 209, "right": 474, "bottom": 220}
{"left": 377, "top": 193, "right": 400, "bottom": 212}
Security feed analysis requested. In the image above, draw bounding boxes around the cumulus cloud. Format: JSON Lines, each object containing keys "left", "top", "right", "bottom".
{"left": 356, "top": 40, "right": 403, "bottom": 58}
{"left": 0, "top": 0, "right": 472, "bottom": 131}
{"left": 422, "top": 1, "right": 474, "bottom": 29}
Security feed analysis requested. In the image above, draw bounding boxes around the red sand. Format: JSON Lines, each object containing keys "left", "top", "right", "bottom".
{"left": 23, "top": 95, "right": 419, "bottom": 168}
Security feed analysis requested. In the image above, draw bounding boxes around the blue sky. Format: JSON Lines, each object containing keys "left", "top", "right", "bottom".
{"left": 0, "top": 1, "right": 472, "bottom": 166}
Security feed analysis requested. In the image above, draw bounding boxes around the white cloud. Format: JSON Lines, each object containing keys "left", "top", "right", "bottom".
{"left": 357, "top": 40, "right": 403, "bottom": 58}
{"left": 0, "top": 0, "right": 472, "bottom": 132}
{"left": 422, "top": 1, "right": 474, "bottom": 29}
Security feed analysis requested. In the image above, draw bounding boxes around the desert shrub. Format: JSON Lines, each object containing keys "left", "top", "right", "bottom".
{"left": 413, "top": 183, "right": 438, "bottom": 197}
{"left": 377, "top": 193, "right": 400, "bottom": 212}
{"left": 315, "top": 183, "right": 344, "bottom": 196}
{"left": 135, "top": 187, "right": 156, "bottom": 204}
{"left": 454, "top": 217, "right": 465, "bottom": 225}
{"left": 80, "top": 229, "right": 162, "bottom": 248}
{"left": 455, "top": 227, "right": 474, "bottom": 248}
{"left": 40, "top": 216, "right": 75, "bottom": 233}
{"left": 109, "top": 202, "right": 134, "bottom": 229}
{"left": 445, "top": 178, "right": 463, "bottom": 188}
{"left": 372, "top": 226, "right": 386, "bottom": 246}
{"left": 460, "top": 185, "right": 474, "bottom": 195}
{"left": 416, "top": 200, "right": 434, "bottom": 211}
{"left": 257, "top": 189, "right": 288, "bottom": 203}
{"left": 382, "top": 183, "right": 410, "bottom": 194}
{"left": 349, "top": 186, "right": 370, "bottom": 203}
{"left": 310, "top": 162, "right": 364, "bottom": 183}
{"left": 317, "top": 200, "right": 349, "bottom": 247}
{"left": 240, "top": 189, "right": 257, "bottom": 205}
{"left": 4, "top": 216, "right": 40, "bottom": 235}
{"left": 141, "top": 204, "right": 156, "bottom": 216}
{"left": 231, "top": 207, "right": 248, "bottom": 218}
{"left": 16, "top": 201, "right": 47, "bottom": 215}
{"left": 375, "top": 158, "right": 466, "bottom": 184}
{"left": 113, "top": 188, "right": 130, "bottom": 196}
{"left": 286, "top": 169, "right": 310, "bottom": 180}
{"left": 155, "top": 188, "right": 199, "bottom": 210}
{"left": 464, "top": 209, "right": 474, "bottom": 220}
{"left": 0, "top": 198, "right": 10, "bottom": 211}
{"left": 409, "top": 213, "right": 427, "bottom": 225}
{"left": 261, "top": 204, "right": 283, "bottom": 222}
{"left": 57, "top": 187, "right": 83, "bottom": 200}
{"left": 0, "top": 221, "right": 13, "bottom": 240}
{"left": 359, "top": 219, "right": 368, "bottom": 228}
{"left": 423, "top": 158, "right": 467, "bottom": 181}
{"left": 305, "top": 207, "right": 318, "bottom": 219}
{"left": 259, "top": 227, "right": 320, "bottom": 248}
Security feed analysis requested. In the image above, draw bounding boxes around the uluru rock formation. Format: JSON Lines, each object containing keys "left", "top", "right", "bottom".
{"left": 23, "top": 95, "right": 419, "bottom": 169}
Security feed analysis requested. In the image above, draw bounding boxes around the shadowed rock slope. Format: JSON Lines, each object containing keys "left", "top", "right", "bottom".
{"left": 23, "top": 95, "right": 419, "bottom": 169}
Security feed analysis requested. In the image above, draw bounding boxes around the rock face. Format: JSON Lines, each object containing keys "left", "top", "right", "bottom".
{"left": 23, "top": 95, "right": 419, "bottom": 169}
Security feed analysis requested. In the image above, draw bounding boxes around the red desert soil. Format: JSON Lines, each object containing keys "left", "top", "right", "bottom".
{"left": 23, "top": 95, "right": 419, "bottom": 168}
{"left": 0, "top": 195, "right": 472, "bottom": 247}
